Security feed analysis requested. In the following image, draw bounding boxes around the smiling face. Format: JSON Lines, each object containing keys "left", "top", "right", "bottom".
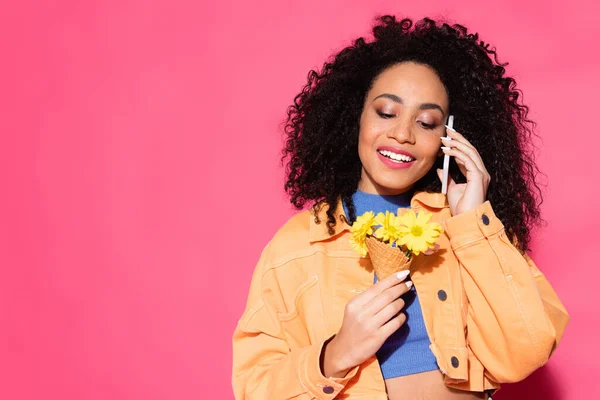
{"left": 357, "top": 62, "right": 449, "bottom": 195}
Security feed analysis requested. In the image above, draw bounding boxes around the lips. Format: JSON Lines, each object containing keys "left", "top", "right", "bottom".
{"left": 375, "top": 146, "right": 416, "bottom": 169}
{"left": 377, "top": 146, "right": 415, "bottom": 161}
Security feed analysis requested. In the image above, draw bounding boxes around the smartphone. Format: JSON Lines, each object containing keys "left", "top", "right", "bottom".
{"left": 441, "top": 115, "right": 454, "bottom": 195}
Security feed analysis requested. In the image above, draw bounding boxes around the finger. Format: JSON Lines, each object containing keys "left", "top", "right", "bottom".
{"left": 373, "top": 296, "right": 406, "bottom": 327}
{"left": 366, "top": 280, "right": 412, "bottom": 314}
{"left": 454, "top": 156, "right": 469, "bottom": 178}
{"left": 441, "top": 137, "right": 487, "bottom": 174}
{"left": 443, "top": 146, "right": 491, "bottom": 184}
{"left": 357, "top": 270, "right": 410, "bottom": 304}
{"left": 444, "top": 126, "right": 476, "bottom": 151}
{"left": 381, "top": 312, "right": 407, "bottom": 338}
{"left": 441, "top": 147, "right": 484, "bottom": 179}
{"left": 444, "top": 128, "right": 492, "bottom": 182}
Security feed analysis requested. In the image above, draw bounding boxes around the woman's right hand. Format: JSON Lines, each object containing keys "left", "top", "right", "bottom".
{"left": 322, "top": 270, "right": 412, "bottom": 378}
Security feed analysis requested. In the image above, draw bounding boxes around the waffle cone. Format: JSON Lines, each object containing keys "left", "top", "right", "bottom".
{"left": 365, "top": 236, "right": 412, "bottom": 280}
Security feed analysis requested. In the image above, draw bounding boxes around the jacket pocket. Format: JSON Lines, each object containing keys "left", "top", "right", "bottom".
{"left": 277, "top": 274, "right": 324, "bottom": 349}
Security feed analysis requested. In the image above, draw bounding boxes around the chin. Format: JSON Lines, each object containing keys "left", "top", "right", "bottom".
{"left": 375, "top": 179, "right": 415, "bottom": 194}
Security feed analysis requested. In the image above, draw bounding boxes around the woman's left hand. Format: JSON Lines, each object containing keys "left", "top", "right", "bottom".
{"left": 437, "top": 126, "right": 491, "bottom": 216}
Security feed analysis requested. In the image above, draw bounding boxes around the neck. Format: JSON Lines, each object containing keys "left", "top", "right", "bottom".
{"left": 343, "top": 189, "right": 414, "bottom": 223}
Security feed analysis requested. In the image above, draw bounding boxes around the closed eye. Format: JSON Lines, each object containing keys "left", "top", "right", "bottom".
{"left": 376, "top": 110, "right": 395, "bottom": 119}
{"left": 419, "top": 122, "right": 437, "bottom": 130}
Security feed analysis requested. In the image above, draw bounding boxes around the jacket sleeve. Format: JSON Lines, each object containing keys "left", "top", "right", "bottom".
{"left": 443, "top": 201, "right": 569, "bottom": 383}
{"left": 231, "top": 244, "right": 359, "bottom": 400}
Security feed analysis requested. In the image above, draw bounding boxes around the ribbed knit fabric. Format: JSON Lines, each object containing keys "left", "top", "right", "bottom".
{"left": 343, "top": 190, "right": 439, "bottom": 378}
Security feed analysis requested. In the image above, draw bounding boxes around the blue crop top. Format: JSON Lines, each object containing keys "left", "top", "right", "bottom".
{"left": 343, "top": 190, "right": 439, "bottom": 378}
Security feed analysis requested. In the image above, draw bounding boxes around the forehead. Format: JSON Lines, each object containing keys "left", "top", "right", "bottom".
{"left": 369, "top": 62, "right": 449, "bottom": 107}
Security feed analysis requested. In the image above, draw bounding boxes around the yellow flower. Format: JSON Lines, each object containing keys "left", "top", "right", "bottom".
{"left": 350, "top": 234, "right": 369, "bottom": 257}
{"left": 349, "top": 211, "right": 375, "bottom": 257}
{"left": 397, "top": 210, "right": 444, "bottom": 256}
{"left": 373, "top": 211, "right": 403, "bottom": 245}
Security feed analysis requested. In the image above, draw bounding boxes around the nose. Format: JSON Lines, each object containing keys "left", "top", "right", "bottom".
{"left": 386, "top": 117, "right": 415, "bottom": 144}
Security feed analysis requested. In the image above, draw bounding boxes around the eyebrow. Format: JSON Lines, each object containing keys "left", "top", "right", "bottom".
{"left": 373, "top": 93, "right": 445, "bottom": 115}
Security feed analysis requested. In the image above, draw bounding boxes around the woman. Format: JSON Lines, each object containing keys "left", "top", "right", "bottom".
{"left": 232, "top": 16, "right": 569, "bottom": 399}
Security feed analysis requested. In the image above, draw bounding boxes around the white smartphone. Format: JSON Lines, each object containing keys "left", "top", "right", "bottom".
{"left": 441, "top": 115, "right": 454, "bottom": 195}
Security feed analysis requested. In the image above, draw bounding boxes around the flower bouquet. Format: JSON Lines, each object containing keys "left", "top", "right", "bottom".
{"left": 349, "top": 209, "right": 443, "bottom": 280}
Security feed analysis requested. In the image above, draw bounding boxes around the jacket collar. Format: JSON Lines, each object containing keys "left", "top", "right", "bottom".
{"left": 309, "top": 191, "right": 448, "bottom": 243}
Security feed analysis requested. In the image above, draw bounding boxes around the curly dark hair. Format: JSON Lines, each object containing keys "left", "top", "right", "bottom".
{"left": 281, "top": 15, "right": 543, "bottom": 252}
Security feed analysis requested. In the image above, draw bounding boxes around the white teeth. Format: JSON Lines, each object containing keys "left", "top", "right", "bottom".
{"left": 378, "top": 150, "right": 414, "bottom": 162}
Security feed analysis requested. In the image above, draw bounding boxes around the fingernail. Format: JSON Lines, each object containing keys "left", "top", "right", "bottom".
{"left": 405, "top": 281, "right": 413, "bottom": 288}
{"left": 397, "top": 270, "right": 410, "bottom": 280}
{"left": 440, "top": 136, "right": 452, "bottom": 141}
{"left": 445, "top": 124, "right": 456, "bottom": 132}
{"left": 441, "top": 146, "right": 451, "bottom": 151}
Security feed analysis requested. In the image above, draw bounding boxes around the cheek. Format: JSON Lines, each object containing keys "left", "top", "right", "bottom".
{"left": 358, "top": 117, "right": 379, "bottom": 155}
{"left": 359, "top": 115, "right": 386, "bottom": 147}
{"left": 357, "top": 129, "right": 371, "bottom": 166}
{"left": 419, "top": 135, "right": 443, "bottom": 162}
{"left": 359, "top": 128, "right": 375, "bottom": 149}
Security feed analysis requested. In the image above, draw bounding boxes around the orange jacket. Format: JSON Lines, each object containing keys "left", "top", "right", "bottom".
{"left": 232, "top": 192, "right": 569, "bottom": 399}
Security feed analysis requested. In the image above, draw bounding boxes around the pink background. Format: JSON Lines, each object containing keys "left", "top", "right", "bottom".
{"left": 1, "top": 0, "right": 598, "bottom": 399}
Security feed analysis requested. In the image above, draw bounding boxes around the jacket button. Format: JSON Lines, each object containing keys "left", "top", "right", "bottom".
{"left": 481, "top": 214, "right": 490, "bottom": 225}
{"left": 451, "top": 356, "right": 459, "bottom": 368}
{"left": 323, "top": 386, "right": 334, "bottom": 394}
{"left": 437, "top": 290, "right": 447, "bottom": 301}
